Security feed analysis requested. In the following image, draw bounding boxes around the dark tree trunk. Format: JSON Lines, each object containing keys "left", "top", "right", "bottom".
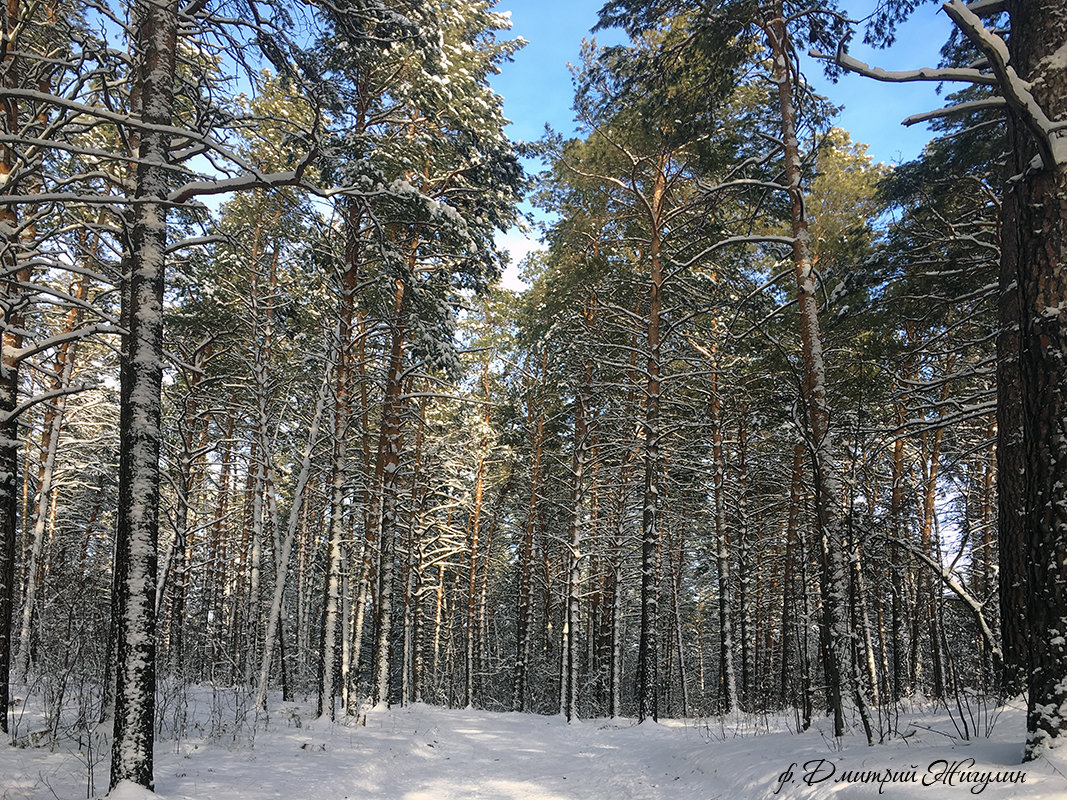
{"left": 372, "top": 277, "right": 406, "bottom": 706}
{"left": 561, "top": 355, "right": 591, "bottom": 721}
{"left": 997, "top": 175, "right": 1028, "bottom": 697}
{"left": 513, "top": 354, "right": 544, "bottom": 713}
{"left": 636, "top": 159, "right": 666, "bottom": 724}
{"left": 0, "top": 307, "right": 17, "bottom": 737}
{"left": 109, "top": 0, "right": 178, "bottom": 788}
{"left": 710, "top": 361, "right": 737, "bottom": 713}
{"left": 1002, "top": 0, "right": 1067, "bottom": 760}
{"left": 0, "top": 0, "right": 31, "bottom": 731}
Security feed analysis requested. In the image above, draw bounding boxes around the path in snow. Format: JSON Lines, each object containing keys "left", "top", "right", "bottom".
{"left": 155, "top": 704, "right": 728, "bottom": 800}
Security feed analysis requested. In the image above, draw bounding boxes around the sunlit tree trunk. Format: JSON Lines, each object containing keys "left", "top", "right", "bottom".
{"left": 761, "top": 1, "right": 870, "bottom": 741}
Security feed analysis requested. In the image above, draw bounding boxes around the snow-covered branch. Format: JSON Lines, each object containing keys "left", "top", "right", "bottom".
{"left": 0, "top": 383, "right": 91, "bottom": 424}
{"left": 942, "top": 0, "right": 1066, "bottom": 171}
{"left": 810, "top": 46, "right": 998, "bottom": 86}
{"left": 669, "top": 235, "right": 795, "bottom": 270}
{"left": 872, "top": 531, "right": 1002, "bottom": 666}
{"left": 903, "top": 97, "right": 1007, "bottom": 126}
{"left": 823, "top": 1, "right": 1065, "bottom": 171}
{"left": 4, "top": 323, "right": 122, "bottom": 367}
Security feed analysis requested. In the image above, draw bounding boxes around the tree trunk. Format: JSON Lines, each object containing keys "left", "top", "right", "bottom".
{"left": 372, "top": 277, "right": 406, "bottom": 706}
{"left": 13, "top": 329, "right": 76, "bottom": 679}
{"left": 513, "top": 353, "right": 545, "bottom": 712}
{"left": 1002, "top": 0, "right": 1067, "bottom": 760}
{"left": 762, "top": 3, "right": 870, "bottom": 742}
{"left": 319, "top": 437, "right": 347, "bottom": 719}
{"left": 253, "top": 355, "right": 333, "bottom": 710}
{"left": 561, "top": 356, "right": 591, "bottom": 721}
{"left": 997, "top": 159, "right": 1028, "bottom": 698}
{"left": 711, "top": 360, "right": 737, "bottom": 714}
{"left": 889, "top": 399, "right": 911, "bottom": 702}
{"left": 736, "top": 414, "right": 751, "bottom": 710}
{"left": 464, "top": 371, "right": 490, "bottom": 709}
{"left": 636, "top": 156, "right": 667, "bottom": 724}
{"left": 0, "top": 0, "right": 35, "bottom": 735}
{"left": 109, "top": 0, "right": 178, "bottom": 786}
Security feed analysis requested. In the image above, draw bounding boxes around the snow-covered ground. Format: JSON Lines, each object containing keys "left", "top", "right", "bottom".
{"left": 2, "top": 690, "right": 1065, "bottom": 799}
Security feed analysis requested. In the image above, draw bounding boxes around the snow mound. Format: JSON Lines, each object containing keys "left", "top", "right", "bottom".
{"left": 100, "top": 780, "right": 162, "bottom": 800}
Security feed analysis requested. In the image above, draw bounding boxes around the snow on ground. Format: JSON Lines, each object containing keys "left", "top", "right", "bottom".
{"left": 2, "top": 690, "right": 1066, "bottom": 799}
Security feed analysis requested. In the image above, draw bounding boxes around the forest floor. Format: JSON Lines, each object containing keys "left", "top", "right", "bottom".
{"left": 2, "top": 687, "right": 1066, "bottom": 799}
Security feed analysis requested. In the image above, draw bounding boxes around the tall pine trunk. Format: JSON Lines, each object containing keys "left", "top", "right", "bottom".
{"left": 561, "top": 356, "right": 591, "bottom": 721}
{"left": 762, "top": 2, "right": 870, "bottom": 742}
{"left": 997, "top": 163, "right": 1027, "bottom": 697}
{"left": 1000, "top": 0, "right": 1067, "bottom": 760}
{"left": 319, "top": 201, "right": 362, "bottom": 719}
{"left": 513, "top": 352, "right": 544, "bottom": 712}
{"left": 372, "top": 277, "right": 406, "bottom": 706}
{"left": 711, "top": 359, "right": 738, "bottom": 713}
{"left": 464, "top": 370, "right": 490, "bottom": 708}
{"left": 0, "top": 0, "right": 37, "bottom": 734}
{"left": 14, "top": 337, "right": 76, "bottom": 678}
{"left": 108, "top": 0, "right": 178, "bottom": 786}
{"left": 636, "top": 156, "right": 667, "bottom": 723}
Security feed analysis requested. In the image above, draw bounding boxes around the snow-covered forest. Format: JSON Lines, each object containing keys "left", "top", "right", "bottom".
{"left": 1, "top": 0, "right": 1066, "bottom": 797}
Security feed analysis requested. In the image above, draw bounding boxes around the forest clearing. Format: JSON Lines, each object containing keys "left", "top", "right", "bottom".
{"left": 3, "top": 690, "right": 1064, "bottom": 799}
{"left": 1, "top": 0, "right": 1067, "bottom": 796}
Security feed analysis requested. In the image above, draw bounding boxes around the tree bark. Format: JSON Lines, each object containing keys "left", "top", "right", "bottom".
{"left": 1002, "top": 0, "right": 1067, "bottom": 760}
{"left": 372, "top": 277, "right": 406, "bottom": 706}
{"left": 513, "top": 352, "right": 545, "bottom": 712}
{"left": 762, "top": 1, "right": 870, "bottom": 742}
{"left": 561, "top": 355, "right": 591, "bottom": 721}
{"left": 0, "top": 0, "right": 35, "bottom": 732}
{"left": 636, "top": 155, "right": 667, "bottom": 724}
{"left": 14, "top": 334, "right": 77, "bottom": 679}
{"left": 997, "top": 159, "right": 1028, "bottom": 697}
{"left": 464, "top": 369, "right": 490, "bottom": 709}
{"left": 319, "top": 200, "right": 363, "bottom": 719}
{"left": 109, "top": 0, "right": 178, "bottom": 786}
{"left": 711, "top": 358, "right": 738, "bottom": 713}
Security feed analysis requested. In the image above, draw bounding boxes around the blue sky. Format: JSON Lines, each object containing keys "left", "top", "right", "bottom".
{"left": 490, "top": 0, "right": 958, "bottom": 286}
